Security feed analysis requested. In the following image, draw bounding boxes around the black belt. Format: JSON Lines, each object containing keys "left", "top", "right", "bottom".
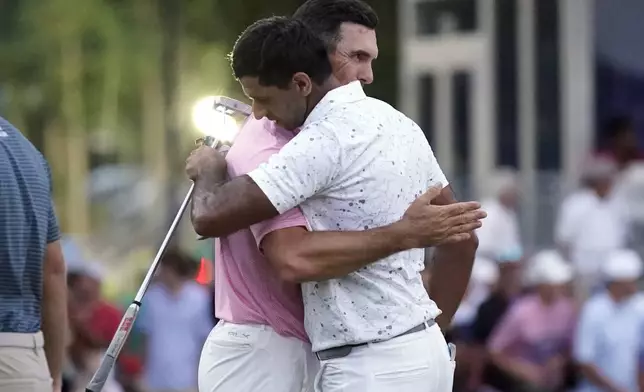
{"left": 315, "top": 319, "right": 435, "bottom": 361}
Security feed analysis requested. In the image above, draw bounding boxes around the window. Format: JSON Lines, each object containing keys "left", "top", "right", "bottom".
{"left": 494, "top": 0, "right": 519, "bottom": 168}
{"left": 418, "top": 73, "right": 436, "bottom": 145}
{"left": 415, "top": 0, "right": 477, "bottom": 36}
{"left": 535, "top": 0, "right": 561, "bottom": 170}
{"left": 452, "top": 71, "right": 471, "bottom": 177}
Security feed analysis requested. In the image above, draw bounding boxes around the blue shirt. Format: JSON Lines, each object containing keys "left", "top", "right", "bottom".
{"left": 573, "top": 291, "right": 644, "bottom": 392}
{"left": 0, "top": 117, "right": 60, "bottom": 333}
{"left": 138, "top": 281, "right": 214, "bottom": 390}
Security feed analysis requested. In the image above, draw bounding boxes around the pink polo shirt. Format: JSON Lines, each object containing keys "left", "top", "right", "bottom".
{"left": 488, "top": 294, "right": 576, "bottom": 384}
{"left": 213, "top": 117, "right": 309, "bottom": 342}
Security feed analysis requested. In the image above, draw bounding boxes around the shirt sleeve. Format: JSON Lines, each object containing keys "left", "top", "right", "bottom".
{"left": 555, "top": 195, "right": 579, "bottom": 244}
{"left": 487, "top": 303, "right": 523, "bottom": 353}
{"left": 425, "top": 140, "right": 449, "bottom": 189}
{"left": 43, "top": 158, "right": 61, "bottom": 244}
{"left": 573, "top": 302, "right": 598, "bottom": 364}
{"left": 247, "top": 121, "right": 341, "bottom": 214}
{"left": 249, "top": 207, "right": 309, "bottom": 250}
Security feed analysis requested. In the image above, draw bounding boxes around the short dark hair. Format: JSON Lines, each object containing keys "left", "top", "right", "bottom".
{"left": 230, "top": 16, "right": 332, "bottom": 89}
{"left": 293, "top": 0, "right": 379, "bottom": 50}
{"left": 161, "top": 248, "right": 198, "bottom": 278}
{"left": 604, "top": 115, "right": 633, "bottom": 139}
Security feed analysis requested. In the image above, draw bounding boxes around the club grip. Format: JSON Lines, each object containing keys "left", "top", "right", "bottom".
{"left": 85, "top": 303, "right": 140, "bottom": 392}
{"left": 85, "top": 353, "right": 116, "bottom": 392}
{"left": 202, "top": 136, "right": 219, "bottom": 148}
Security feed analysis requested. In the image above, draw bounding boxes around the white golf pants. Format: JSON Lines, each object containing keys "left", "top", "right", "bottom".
{"left": 314, "top": 323, "right": 455, "bottom": 392}
{"left": 198, "top": 321, "right": 319, "bottom": 392}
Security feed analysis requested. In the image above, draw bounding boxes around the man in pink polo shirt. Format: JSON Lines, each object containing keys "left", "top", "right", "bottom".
{"left": 195, "top": 2, "right": 484, "bottom": 392}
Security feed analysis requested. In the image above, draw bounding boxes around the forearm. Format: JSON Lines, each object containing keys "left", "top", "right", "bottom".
{"left": 491, "top": 352, "right": 540, "bottom": 382}
{"left": 191, "top": 174, "right": 278, "bottom": 237}
{"left": 428, "top": 233, "right": 478, "bottom": 329}
{"left": 265, "top": 223, "right": 409, "bottom": 282}
{"left": 42, "top": 271, "right": 67, "bottom": 383}
{"left": 580, "top": 364, "right": 623, "bottom": 392}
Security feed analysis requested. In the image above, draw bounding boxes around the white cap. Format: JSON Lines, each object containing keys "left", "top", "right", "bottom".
{"left": 526, "top": 250, "right": 573, "bottom": 285}
{"left": 471, "top": 257, "right": 499, "bottom": 286}
{"left": 602, "top": 249, "right": 643, "bottom": 281}
{"left": 487, "top": 168, "right": 519, "bottom": 198}
{"left": 62, "top": 237, "right": 104, "bottom": 281}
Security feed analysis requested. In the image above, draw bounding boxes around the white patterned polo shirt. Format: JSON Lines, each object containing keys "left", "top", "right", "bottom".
{"left": 248, "top": 81, "right": 448, "bottom": 352}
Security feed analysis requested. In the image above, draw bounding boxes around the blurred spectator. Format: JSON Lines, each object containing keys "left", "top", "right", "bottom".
{"left": 597, "top": 116, "right": 643, "bottom": 171}
{"left": 574, "top": 249, "right": 644, "bottom": 392}
{"left": 63, "top": 244, "right": 124, "bottom": 392}
{"left": 488, "top": 250, "right": 577, "bottom": 392}
{"left": 450, "top": 257, "right": 498, "bottom": 391}
{"left": 452, "top": 257, "right": 499, "bottom": 339}
{"left": 555, "top": 158, "right": 631, "bottom": 298}
{"left": 466, "top": 258, "right": 523, "bottom": 392}
{"left": 137, "top": 248, "right": 213, "bottom": 392}
{"left": 476, "top": 168, "right": 523, "bottom": 263}
{"left": 0, "top": 116, "right": 67, "bottom": 392}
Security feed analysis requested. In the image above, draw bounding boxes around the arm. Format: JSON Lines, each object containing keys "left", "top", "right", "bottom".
{"left": 262, "top": 224, "right": 408, "bottom": 282}
{"left": 488, "top": 305, "right": 542, "bottom": 383}
{"left": 574, "top": 304, "right": 624, "bottom": 392}
{"left": 259, "top": 187, "right": 483, "bottom": 283}
{"left": 554, "top": 196, "right": 578, "bottom": 260}
{"left": 578, "top": 364, "right": 623, "bottom": 392}
{"left": 191, "top": 174, "right": 279, "bottom": 237}
{"left": 190, "top": 121, "right": 341, "bottom": 238}
{"left": 41, "top": 196, "right": 67, "bottom": 388}
{"left": 427, "top": 185, "right": 479, "bottom": 330}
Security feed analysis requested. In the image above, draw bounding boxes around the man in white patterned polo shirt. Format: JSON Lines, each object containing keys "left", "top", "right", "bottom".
{"left": 186, "top": 17, "right": 481, "bottom": 392}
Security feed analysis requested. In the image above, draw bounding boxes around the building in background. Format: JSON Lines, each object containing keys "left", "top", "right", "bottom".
{"left": 398, "top": 0, "right": 644, "bottom": 251}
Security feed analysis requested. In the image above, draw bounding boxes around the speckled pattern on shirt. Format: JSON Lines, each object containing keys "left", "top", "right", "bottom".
{"left": 248, "top": 81, "right": 447, "bottom": 352}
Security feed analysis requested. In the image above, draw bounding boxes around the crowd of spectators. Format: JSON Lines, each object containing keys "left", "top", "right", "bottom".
{"left": 60, "top": 242, "right": 214, "bottom": 392}
{"left": 447, "top": 116, "right": 644, "bottom": 392}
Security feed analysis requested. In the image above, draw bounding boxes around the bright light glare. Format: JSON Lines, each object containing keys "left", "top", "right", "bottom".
{"left": 191, "top": 96, "right": 240, "bottom": 142}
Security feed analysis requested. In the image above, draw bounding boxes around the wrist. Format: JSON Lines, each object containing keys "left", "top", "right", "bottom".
{"left": 383, "top": 221, "right": 417, "bottom": 251}
{"left": 196, "top": 168, "right": 227, "bottom": 187}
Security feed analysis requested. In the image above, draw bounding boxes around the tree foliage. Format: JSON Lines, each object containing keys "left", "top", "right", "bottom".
{"left": 0, "top": 0, "right": 398, "bottom": 234}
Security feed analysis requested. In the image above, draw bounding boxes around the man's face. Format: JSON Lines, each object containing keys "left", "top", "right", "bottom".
{"left": 240, "top": 73, "right": 313, "bottom": 131}
{"left": 610, "top": 280, "right": 639, "bottom": 297}
{"left": 69, "top": 275, "right": 101, "bottom": 306}
{"left": 328, "top": 22, "right": 378, "bottom": 85}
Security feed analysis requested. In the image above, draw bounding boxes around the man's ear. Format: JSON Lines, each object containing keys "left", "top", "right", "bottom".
{"left": 292, "top": 72, "right": 313, "bottom": 97}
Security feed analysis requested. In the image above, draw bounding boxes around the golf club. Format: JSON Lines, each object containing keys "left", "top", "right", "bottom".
{"left": 86, "top": 97, "right": 251, "bottom": 392}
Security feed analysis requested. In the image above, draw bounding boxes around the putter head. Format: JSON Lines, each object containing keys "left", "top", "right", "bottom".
{"left": 195, "top": 135, "right": 220, "bottom": 148}
{"left": 213, "top": 96, "right": 252, "bottom": 118}
{"left": 194, "top": 97, "right": 251, "bottom": 242}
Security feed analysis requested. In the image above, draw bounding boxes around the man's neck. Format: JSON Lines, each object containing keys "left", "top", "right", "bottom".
{"left": 304, "top": 76, "right": 343, "bottom": 121}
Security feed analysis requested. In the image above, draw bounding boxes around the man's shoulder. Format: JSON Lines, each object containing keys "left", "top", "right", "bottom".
{"left": 324, "top": 96, "right": 408, "bottom": 122}
{"left": 227, "top": 117, "right": 293, "bottom": 175}
{"left": 582, "top": 293, "right": 613, "bottom": 318}
{"left": 0, "top": 118, "right": 50, "bottom": 175}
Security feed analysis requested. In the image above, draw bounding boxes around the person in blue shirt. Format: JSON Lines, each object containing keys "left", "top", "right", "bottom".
{"left": 574, "top": 249, "right": 644, "bottom": 392}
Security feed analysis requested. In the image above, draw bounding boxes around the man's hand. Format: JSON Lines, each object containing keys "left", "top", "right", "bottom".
{"left": 52, "top": 377, "right": 62, "bottom": 392}
{"left": 185, "top": 145, "right": 227, "bottom": 181}
{"left": 398, "top": 186, "right": 486, "bottom": 248}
